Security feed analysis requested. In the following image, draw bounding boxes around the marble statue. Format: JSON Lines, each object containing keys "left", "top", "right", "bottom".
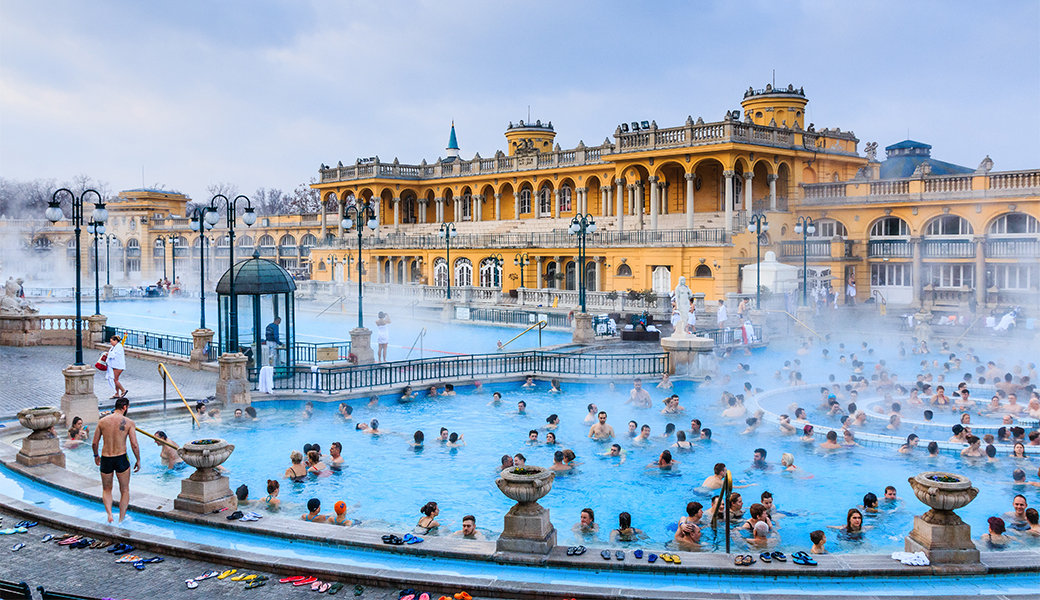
{"left": 673, "top": 276, "right": 693, "bottom": 338}
{"left": 1, "top": 269, "right": 39, "bottom": 316}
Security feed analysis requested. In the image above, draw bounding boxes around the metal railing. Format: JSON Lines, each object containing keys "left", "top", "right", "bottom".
{"left": 248, "top": 350, "right": 669, "bottom": 393}
{"left": 325, "top": 227, "right": 728, "bottom": 251}
{"left": 294, "top": 340, "right": 352, "bottom": 363}
{"left": 467, "top": 307, "right": 569, "bottom": 328}
{"left": 105, "top": 325, "right": 195, "bottom": 358}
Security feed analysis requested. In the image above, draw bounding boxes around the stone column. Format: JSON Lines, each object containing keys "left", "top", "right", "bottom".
{"left": 911, "top": 237, "right": 923, "bottom": 308}
{"left": 616, "top": 180, "right": 625, "bottom": 230}
{"left": 685, "top": 173, "right": 695, "bottom": 229}
{"left": 86, "top": 314, "right": 107, "bottom": 345}
{"left": 649, "top": 176, "right": 660, "bottom": 230}
{"left": 337, "top": 199, "right": 345, "bottom": 239}
{"left": 476, "top": 195, "right": 483, "bottom": 222}
{"left": 594, "top": 257, "right": 603, "bottom": 292}
{"left": 974, "top": 236, "right": 986, "bottom": 308}
{"left": 215, "top": 352, "right": 250, "bottom": 406}
{"left": 350, "top": 328, "right": 374, "bottom": 364}
{"left": 61, "top": 364, "right": 99, "bottom": 426}
{"left": 392, "top": 198, "right": 400, "bottom": 231}
{"left": 495, "top": 193, "right": 502, "bottom": 221}
{"left": 553, "top": 189, "right": 560, "bottom": 219}
{"left": 635, "top": 180, "right": 645, "bottom": 230}
{"left": 103, "top": 285, "right": 114, "bottom": 301}
{"left": 513, "top": 193, "right": 520, "bottom": 220}
{"left": 767, "top": 174, "right": 778, "bottom": 211}
{"left": 435, "top": 198, "right": 443, "bottom": 223}
{"left": 602, "top": 186, "right": 611, "bottom": 217}
{"left": 744, "top": 171, "right": 754, "bottom": 213}
{"left": 661, "top": 182, "right": 669, "bottom": 214}
{"left": 536, "top": 257, "right": 544, "bottom": 289}
{"left": 190, "top": 328, "right": 214, "bottom": 370}
{"left": 418, "top": 200, "right": 427, "bottom": 224}
{"left": 320, "top": 198, "right": 327, "bottom": 239}
{"left": 723, "top": 170, "right": 735, "bottom": 232}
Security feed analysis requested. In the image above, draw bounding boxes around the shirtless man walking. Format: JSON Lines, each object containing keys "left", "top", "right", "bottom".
{"left": 91, "top": 397, "right": 141, "bottom": 523}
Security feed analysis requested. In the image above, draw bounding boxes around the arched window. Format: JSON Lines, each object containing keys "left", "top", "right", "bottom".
{"left": 433, "top": 257, "right": 448, "bottom": 287}
{"left": 125, "top": 238, "right": 141, "bottom": 273}
{"left": 479, "top": 257, "right": 503, "bottom": 287}
{"left": 153, "top": 239, "right": 165, "bottom": 257}
{"left": 538, "top": 185, "right": 553, "bottom": 216}
{"left": 989, "top": 213, "right": 1039, "bottom": 235}
{"left": 300, "top": 234, "right": 318, "bottom": 247}
{"left": 807, "top": 219, "right": 848, "bottom": 238}
{"left": 518, "top": 189, "right": 532, "bottom": 215}
{"left": 565, "top": 261, "right": 576, "bottom": 290}
{"left": 317, "top": 260, "right": 327, "bottom": 271}
{"left": 559, "top": 186, "right": 572, "bottom": 213}
{"left": 279, "top": 234, "right": 297, "bottom": 247}
{"left": 925, "top": 215, "right": 973, "bottom": 236}
{"left": 695, "top": 264, "right": 713, "bottom": 277}
{"left": 616, "top": 263, "right": 632, "bottom": 277}
{"left": 869, "top": 217, "right": 910, "bottom": 237}
{"left": 238, "top": 235, "right": 254, "bottom": 249}
{"left": 585, "top": 261, "right": 597, "bottom": 291}
{"left": 324, "top": 233, "right": 336, "bottom": 244}
{"left": 461, "top": 193, "right": 472, "bottom": 220}
{"left": 32, "top": 237, "right": 53, "bottom": 252}
{"left": 454, "top": 257, "right": 473, "bottom": 287}
{"left": 545, "top": 261, "right": 558, "bottom": 288}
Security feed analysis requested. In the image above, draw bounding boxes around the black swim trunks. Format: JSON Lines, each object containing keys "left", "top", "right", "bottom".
{"left": 99, "top": 453, "right": 131, "bottom": 474}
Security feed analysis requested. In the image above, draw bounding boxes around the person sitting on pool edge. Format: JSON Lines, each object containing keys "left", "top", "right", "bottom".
{"left": 301, "top": 498, "right": 326, "bottom": 523}
{"left": 415, "top": 501, "right": 440, "bottom": 534}
{"left": 451, "top": 515, "right": 485, "bottom": 540}
{"left": 609, "top": 511, "right": 645, "bottom": 543}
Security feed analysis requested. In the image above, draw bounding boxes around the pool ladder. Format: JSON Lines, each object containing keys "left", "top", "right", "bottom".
{"left": 498, "top": 320, "right": 547, "bottom": 350}
{"left": 404, "top": 328, "right": 427, "bottom": 360}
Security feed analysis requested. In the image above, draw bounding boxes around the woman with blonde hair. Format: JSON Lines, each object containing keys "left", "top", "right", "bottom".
{"left": 285, "top": 450, "right": 307, "bottom": 481}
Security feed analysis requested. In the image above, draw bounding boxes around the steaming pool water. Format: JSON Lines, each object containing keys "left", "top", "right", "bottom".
{"left": 53, "top": 330, "right": 1040, "bottom": 555}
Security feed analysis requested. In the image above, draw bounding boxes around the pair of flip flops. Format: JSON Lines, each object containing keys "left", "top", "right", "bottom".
{"left": 399, "top": 592, "right": 431, "bottom": 600}
{"left": 402, "top": 533, "right": 424, "bottom": 544}
{"left": 660, "top": 553, "right": 682, "bottom": 564}
{"left": 382, "top": 535, "right": 405, "bottom": 545}
{"left": 217, "top": 569, "right": 237, "bottom": 579}
{"left": 760, "top": 551, "right": 786, "bottom": 563}
{"left": 599, "top": 550, "right": 625, "bottom": 560}
{"left": 108, "top": 543, "right": 135, "bottom": 555}
{"left": 565, "top": 545, "right": 586, "bottom": 555}
{"left": 245, "top": 576, "right": 269, "bottom": 589}
{"left": 131, "top": 557, "right": 164, "bottom": 570}
{"left": 13, "top": 521, "right": 37, "bottom": 528}
{"left": 0, "top": 527, "right": 28, "bottom": 535}
{"left": 11, "top": 542, "right": 25, "bottom": 551}
{"left": 239, "top": 512, "right": 263, "bottom": 522}
{"left": 195, "top": 570, "right": 220, "bottom": 581}
{"left": 734, "top": 554, "right": 757, "bottom": 566}
{"left": 792, "top": 551, "right": 817, "bottom": 565}
{"left": 226, "top": 511, "right": 245, "bottom": 520}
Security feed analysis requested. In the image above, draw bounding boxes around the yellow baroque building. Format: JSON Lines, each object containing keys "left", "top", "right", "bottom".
{"left": 3, "top": 84, "right": 1037, "bottom": 315}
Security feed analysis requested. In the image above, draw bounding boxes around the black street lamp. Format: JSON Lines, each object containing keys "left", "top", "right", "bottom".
{"left": 439, "top": 222, "right": 458, "bottom": 299}
{"left": 86, "top": 220, "right": 105, "bottom": 315}
{"left": 513, "top": 252, "right": 530, "bottom": 289}
{"left": 794, "top": 216, "right": 816, "bottom": 307}
{"left": 46, "top": 188, "right": 108, "bottom": 366}
{"left": 157, "top": 237, "right": 168, "bottom": 281}
{"left": 568, "top": 213, "right": 597, "bottom": 313}
{"left": 489, "top": 253, "right": 504, "bottom": 288}
{"left": 341, "top": 200, "right": 378, "bottom": 329}
{"left": 189, "top": 206, "right": 215, "bottom": 330}
{"left": 205, "top": 194, "right": 256, "bottom": 353}
{"left": 747, "top": 213, "right": 770, "bottom": 310}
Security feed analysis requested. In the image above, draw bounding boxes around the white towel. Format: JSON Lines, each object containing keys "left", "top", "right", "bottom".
{"left": 258, "top": 365, "right": 275, "bottom": 394}
{"left": 890, "top": 551, "right": 930, "bottom": 566}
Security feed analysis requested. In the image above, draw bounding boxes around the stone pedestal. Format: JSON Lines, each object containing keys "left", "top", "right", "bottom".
{"left": 174, "top": 439, "right": 236, "bottom": 514}
{"left": 572, "top": 312, "right": 594, "bottom": 344}
{"left": 15, "top": 407, "right": 65, "bottom": 468}
{"left": 349, "top": 327, "right": 374, "bottom": 364}
{"left": 86, "top": 315, "right": 107, "bottom": 345}
{"left": 495, "top": 467, "right": 556, "bottom": 557}
{"left": 190, "top": 329, "right": 215, "bottom": 370}
{"left": 215, "top": 353, "right": 251, "bottom": 405}
{"left": 0, "top": 315, "right": 42, "bottom": 346}
{"left": 660, "top": 335, "right": 716, "bottom": 380}
{"left": 905, "top": 471, "right": 982, "bottom": 568}
{"left": 61, "top": 364, "right": 99, "bottom": 426}
{"left": 103, "top": 285, "right": 114, "bottom": 301}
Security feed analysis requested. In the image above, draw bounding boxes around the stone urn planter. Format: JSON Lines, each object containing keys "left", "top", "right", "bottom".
{"left": 15, "top": 407, "right": 65, "bottom": 468}
{"left": 905, "top": 471, "right": 981, "bottom": 567}
{"left": 174, "top": 438, "right": 236, "bottom": 514}
{"left": 494, "top": 466, "right": 556, "bottom": 558}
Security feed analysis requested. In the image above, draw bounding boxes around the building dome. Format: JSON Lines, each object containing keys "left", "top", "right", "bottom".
{"left": 216, "top": 252, "right": 297, "bottom": 295}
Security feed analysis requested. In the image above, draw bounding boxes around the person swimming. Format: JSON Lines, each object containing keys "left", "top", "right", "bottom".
{"left": 285, "top": 450, "right": 307, "bottom": 482}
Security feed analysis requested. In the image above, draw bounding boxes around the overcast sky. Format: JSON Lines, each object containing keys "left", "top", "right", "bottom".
{"left": 2, "top": 1, "right": 1038, "bottom": 202}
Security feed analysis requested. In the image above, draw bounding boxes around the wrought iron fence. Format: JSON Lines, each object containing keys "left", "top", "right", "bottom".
{"left": 467, "top": 307, "right": 570, "bottom": 328}
{"left": 249, "top": 350, "right": 669, "bottom": 393}
{"left": 105, "top": 325, "right": 195, "bottom": 358}
{"left": 295, "top": 341, "right": 353, "bottom": 363}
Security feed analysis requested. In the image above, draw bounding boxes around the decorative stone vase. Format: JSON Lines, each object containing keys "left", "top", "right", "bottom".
{"left": 174, "top": 438, "right": 236, "bottom": 514}
{"left": 15, "top": 406, "right": 65, "bottom": 468}
{"left": 905, "top": 471, "right": 981, "bottom": 567}
{"left": 495, "top": 466, "right": 557, "bottom": 558}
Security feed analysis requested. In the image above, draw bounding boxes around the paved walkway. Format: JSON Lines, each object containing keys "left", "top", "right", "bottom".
{"left": 0, "top": 346, "right": 217, "bottom": 418}
{"left": 0, "top": 509, "right": 418, "bottom": 600}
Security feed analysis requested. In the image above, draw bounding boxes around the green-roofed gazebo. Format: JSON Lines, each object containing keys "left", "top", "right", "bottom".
{"left": 216, "top": 251, "right": 297, "bottom": 374}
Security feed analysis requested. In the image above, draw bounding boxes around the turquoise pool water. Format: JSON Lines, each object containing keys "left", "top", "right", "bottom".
{"left": 39, "top": 298, "right": 573, "bottom": 358}
{"left": 58, "top": 345, "right": 1040, "bottom": 555}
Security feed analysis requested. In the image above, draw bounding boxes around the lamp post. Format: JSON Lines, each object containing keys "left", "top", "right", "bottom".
{"left": 747, "top": 213, "right": 770, "bottom": 310}
{"left": 157, "top": 237, "right": 168, "bottom": 281}
{"left": 489, "top": 253, "right": 504, "bottom": 288}
{"left": 513, "top": 252, "right": 530, "bottom": 289}
{"left": 104, "top": 234, "right": 114, "bottom": 286}
{"left": 341, "top": 200, "right": 378, "bottom": 329}
{"left": 439, "top": 222, "right": 458, "bottom": 299}
{"left": 794, "top": 216, "right": 816, "bottom": 307}
{"left": 568, "top": 213, "right": 597, "bottom": 313}
{"left": 189, "top": 206, "right": 215, "bottom": 330}
{"left": 46, "top": 189, "right": 108, "bottom": 366}
{"left": 206, "top": 194, "right": 256, "bottom": 353}
{"left": 86, "top": 220, "right": 105, "bottom": 315}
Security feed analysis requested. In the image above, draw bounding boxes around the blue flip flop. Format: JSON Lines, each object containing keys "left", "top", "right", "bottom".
{"left": 12, "top": 543, "right": 25, "bottom": 551}
{"left": 600, "top": 550, "right": 611, "bottom": 560}
{"left": 759, "top": 552, "right": 772, "bottom": 563}
{"left": 633, "top": 549, "right": 644, "bottom": 559}
{"left": 647, "top": 553, "right": 658, "bottom": 563}
{"left": 403, "top": 534, "right": 423, "bottom": 544}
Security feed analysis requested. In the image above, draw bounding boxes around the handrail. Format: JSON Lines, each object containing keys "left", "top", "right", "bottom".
{"left": 709, "top": 469, "right": 734, "bottom": 553}
{"left": 404, "top": 327, "right": 427, "bottom": 360}
{"left": 761, "top": 309, "right": 824, "bottom": 340}
{"left": 135, "top": 426, "right": 178, "bottom": 449}
{"left": 498, "top": 320, "right": 547, "bottom": 350}
{"left": 157, "top": 363, "right": 200, "bottom": 427}
{"left": 956, "top": 314, "right": 986, "bottom": 345}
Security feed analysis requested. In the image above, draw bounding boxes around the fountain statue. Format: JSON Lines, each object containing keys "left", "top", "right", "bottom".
{"left": 659, "top": 275, "right": 717, "bottom": 380}
{"left": 1, "top": 274, "right": 39, "bottom": 316}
